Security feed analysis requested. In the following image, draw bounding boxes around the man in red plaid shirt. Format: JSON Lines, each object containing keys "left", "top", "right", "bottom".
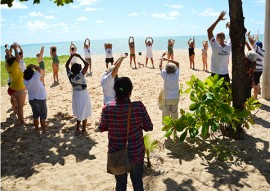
{"left": 99, "top": 77, "right": 153, "bottom": 191}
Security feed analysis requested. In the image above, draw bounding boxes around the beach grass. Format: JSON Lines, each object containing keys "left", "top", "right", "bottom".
{"left": 1, "top": 55, "right": 70, "bottom": 86}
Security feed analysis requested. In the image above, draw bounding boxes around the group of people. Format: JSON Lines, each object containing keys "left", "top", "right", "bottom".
{"left": 3, "top": 10, "right": 265, "bottom": 191}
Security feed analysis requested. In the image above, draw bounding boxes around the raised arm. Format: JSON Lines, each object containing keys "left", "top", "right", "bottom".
{"left": 66, "top": 54, "right": 75, "bottom": 71}
{"left": 193, "top": 37, "right": 195, "bottom": 47}
{"left": 111, "top": 54, "right": 127, "bottom": 78}
{"left": 76, "top": 54, "right": 89, "bottom": 75}
{"left": 246, "top": 31, "right": 256, "bottom": 47}
{"left": 188, "top": 38, "right": 192, "bottom": 46}
{"left": 162, "top": 58, "right": 179, "bottom": 68}
{"left": 27, "top": 64, "right": 41, "bottom": 73}
{"left": 145, "top": 37, "right": 147, "bottom": 45}
{"left": 84, "top": 38, "right": 87, "bottom": 48}
{"left": 38, "top": 46, "right": 44, "bottom": 63}
{"left": 207, "top": 11, "right": 227, "bottom": 40}
{"left": 18, "top": 45, "right": 23, "bottom": 54}
{"left": 151, "top": 37, "right": 154, "bottom": 45}
{"left": 245, "top": 41, "right": 252, "bottom": 51}
{"left": 159, "top": 52, "right": 167, "bottom": 70}
{"left": 11, "top": 43, "right": 20, "bottom": 63}
{"left": 128, "top": 37, "right": 132, "bottom": 45}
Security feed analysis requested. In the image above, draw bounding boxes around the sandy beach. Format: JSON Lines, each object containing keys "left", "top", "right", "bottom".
{"left": 1, "top": 49, "right": 270, "bottom": 191}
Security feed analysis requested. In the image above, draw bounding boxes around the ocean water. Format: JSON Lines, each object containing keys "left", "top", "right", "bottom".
{"left": 1, "top": 35, "right": 264, "bottom": 60}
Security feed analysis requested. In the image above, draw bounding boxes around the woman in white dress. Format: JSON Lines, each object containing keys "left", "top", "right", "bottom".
{"left": 66, "top": 53, "right": 92, "bottom": 134}
{"left": 145, "top": 37, "right": 154, "bottom": 68}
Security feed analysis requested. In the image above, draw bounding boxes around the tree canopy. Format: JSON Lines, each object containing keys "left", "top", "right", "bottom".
{"left": 1, "top": 0, "right": 73, "bottom": 7}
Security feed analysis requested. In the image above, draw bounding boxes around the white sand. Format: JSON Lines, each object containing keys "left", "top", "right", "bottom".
{"left": 1, "top": 49, "right": 270, "bottom": 191}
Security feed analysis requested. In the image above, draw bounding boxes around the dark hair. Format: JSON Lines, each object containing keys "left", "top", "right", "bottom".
{"left": 71, "top": 63, "right": 82, "bottom": 75}
{"left": 23, "top": 68, "right": 34, "bottom": 81}
{"left": 71, "top": 47, "right": 75, "bottom": 51}
{"left": 19, "top": 52, "right": 23, "bottom": 56}
{"left": 5, "top": 44, "right": 8, "bottom": 48}
{"left": 52, "top": 47, "right": 56, "bottom": 52}
{"left": 114, "top": 77, "right": 133, "bottom": 101}
{"left": 6, "top": 56, "right": 16, "bottom": 66}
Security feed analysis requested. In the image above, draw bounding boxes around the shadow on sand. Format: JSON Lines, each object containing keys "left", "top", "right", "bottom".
{"left": 1, "top": 111, "right": 97, "bottom": 178}
{"left": 164, "top": 133, "right": 270, "bottom": 190}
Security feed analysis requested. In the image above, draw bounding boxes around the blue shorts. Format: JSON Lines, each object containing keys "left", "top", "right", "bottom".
{"left": 29, "top": 99, "right": 47, "bottom": 120}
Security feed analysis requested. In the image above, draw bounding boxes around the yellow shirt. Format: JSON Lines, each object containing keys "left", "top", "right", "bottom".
{"left": 6, "top": 60, "right": 25, "bottom": 91}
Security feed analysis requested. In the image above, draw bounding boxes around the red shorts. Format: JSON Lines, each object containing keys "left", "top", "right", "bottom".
{"left": 7, "top": 87, "right": 16, "bottom": 96}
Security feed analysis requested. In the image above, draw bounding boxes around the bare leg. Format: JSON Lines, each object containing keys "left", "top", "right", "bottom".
{"left": 82, "top": 119, "right": 87, "bottom": 132}
{"left": 13, "top": 89, "right": 26, "bottom": 124}
{"left": 150, "top": 58, "right": 154, "bottom": 68}
{"left": 76, "top": 120, "right": 81, "bottom": 132}
{"left": 10, "top": 95, "right": 18, "bottom": 115}
{"left": 192, "top": 54, "right": 195, "bottom": 69}
{"left": 145, "top": 58, "right": 148, "bottom": 67}
{"left": 40, "top": 119, "right": 46, "bottom": 132}
{"left": 89, "top": 59, "right": 92, "bottom": 73}
{"left": 189, "top": 56, "right": 192, "bottom": 68}
{"left": 253, "top": 85, "right": 260, "bottom": 99}
{"left": 34, "top": 118, "right": 39, "bottom": 130}
{"left": 106, "top": 63, "right": 108, "bottom": 69}
{"left": 133, "top": 57, "right": 137, "bottom": 68}
{"left": 171, "top": 53, "right": 174, "bottom": 61}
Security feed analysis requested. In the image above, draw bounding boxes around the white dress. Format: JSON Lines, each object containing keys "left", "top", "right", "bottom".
{"left": 67, "top": 71, "right": 92, "bottom": 121}
{"left": 146, "top": 45, "right": 153, "bottom": 58}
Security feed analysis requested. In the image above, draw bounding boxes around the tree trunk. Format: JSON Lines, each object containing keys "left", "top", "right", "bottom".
{"left": 228, "top": 0, "right": 247, "bottom": 110}
{"left": 226, "top": 0, "right": 248, "bottom": 139}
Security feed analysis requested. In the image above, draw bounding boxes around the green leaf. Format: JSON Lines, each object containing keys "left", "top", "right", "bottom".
{"left": 162, "top": 125, "right": 171, "bottom": 131}
{"left": 247, "top": 117, "right": 255, "bottom": 125}
{"left": 164, "top": 128, "right": 173, "bottom": 138}
{"left": 189, "top": 128, "right": 199, "bottom": 138}
{"left": 201, "top": 124, "right": 209, "bottom": 137}
{"left": 163, "top": 116, "right": 174, "bottom": 126}
{"left": 211, "top": 121, "right": 219, "bottom": 131}
{"left": 197, "top": 79, "right": 205, "bottom": 90}
{"left": 189, "top": 102, "right": 200, "bottom": 111}
{"left": 220, "top": 103, "right": 232, "bottom": 115}
{"left": 190, "top": 91, "right": 198, "bottom": 102}
{"left": 179, "top": 131, "right": 187, "bottom": 142}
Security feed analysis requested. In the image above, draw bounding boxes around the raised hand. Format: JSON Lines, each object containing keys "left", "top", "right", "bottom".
{"left": 218, "top": 11, "right": 226, "bottom": 21}
{"left": 161, "top": 51, "right": 167, "bottom": 58}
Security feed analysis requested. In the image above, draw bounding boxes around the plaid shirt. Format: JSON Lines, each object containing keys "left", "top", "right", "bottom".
{"left": 98, "top": 98, "right": 153, "bottom": 163}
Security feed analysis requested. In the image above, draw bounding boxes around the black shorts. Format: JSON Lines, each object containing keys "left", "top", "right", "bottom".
{"left": 253, "top": 71, "right": 262, "bottom": 85}
{"left": 105, "top": 57, "right": 114, "bottom": 64}
{"left": 211, "top": 73, "right": 230, "bottom": 83}
{"left": 29, "top": 99, "right": 47, "bottom": 120}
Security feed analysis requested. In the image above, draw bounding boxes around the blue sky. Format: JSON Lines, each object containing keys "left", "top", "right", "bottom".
{"left": 0, "top": 0, "right": 266, "bottom": 45}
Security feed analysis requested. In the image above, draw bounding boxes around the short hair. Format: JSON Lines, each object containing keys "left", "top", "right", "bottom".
{"left": 36, "top": 53, "right": 40, "bottom": 57}
{"left": 5, "top": 44, "right": 8, "bottom": 48}
{"left": 246, "top": 50, "right": 257, "bottom": 62}
{"left": 52, "top": 47, "right": 56, "bottom": 52}
{"left": 217, "top": 32, "right": 225, "bottom": 39}
{"left": 71, "top": 63, "right": 81, "bottom": 75}
{"left": 71, "top": 47, "right": 75, "bottom": 51}
{"left": 6, "top": 56, "right": 16, "bottom": 66}
{"left": 114, "top": 77, "right": 133, "bottom": 101}
{"left": 19, "top": 52, "right": 23, "bottom": 56}
{"left": 23, "top": 68, "right": 34, "bottom": 81}
{"left": 165, "top": 63, "right": 177, "bottom": 74}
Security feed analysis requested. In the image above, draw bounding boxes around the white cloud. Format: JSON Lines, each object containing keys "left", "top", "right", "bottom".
{"left": 29, "top": 11, "right": 44, "bottom": 17}
{"left": 0, "top": 1, "right": 28, "bottom": 9}
{"left": 85, "top": 7, "right": 96, "bottom": 12}
{"left": 168, "top": 11, "right": 179, "bottom": 17}
{"left": 70, "top": 5, "right": 80, "bottom": 9}
{"left": 96, "top": 20, "right": 104, "bottom": 24}
{"left": 199, "top": 8, "right": 219, "bottom": 17}
{"left": 44, "top": 16, "right": 55, "bottom": 19}
{"left": 152, "top": 11, "right": 179, "bottom": 20}
{"left": 78, "top": 0, "right": 96, "bottom": 6}
{"left": 128, "top": 12, "right": 139, "bottom": 16}
{"left": 27, "top": 21, "right": 49, "bottom": 30}
{"left": 170, "top": 4, "right": 184, "bottom": 9}
{"left": 78, "top": 16, "right": 88, "bottom": 21}
{"left": 152, "top": 13, "right": 166, "bottom": 18}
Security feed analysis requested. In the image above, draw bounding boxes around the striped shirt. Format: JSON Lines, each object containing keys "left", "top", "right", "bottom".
{"left": 98, "top": 98, "right": 153, "bottom": 163}
{"left": 253, "top": 44, "right": 265, "bottom": 72}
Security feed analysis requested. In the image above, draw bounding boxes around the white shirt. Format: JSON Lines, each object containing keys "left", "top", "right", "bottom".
{"left": 101, "top": 72, "right": 115, "bottom": 104}
{"left": 105, "top": 48, "right": 113, "bottom": 58}
{"left": 84, "top": 48, "right": 91, "bottom": 58}
{"left": 161, "top": 68, "right": 180, "bottom": 99}
{"left": 19, "top": 59, "right": 26, "bottom": 72}
{"left": 146, "top": 45, "right": 153, "bottom": 58}
{"left": 24, "top": 71, "right": 47, "bottom": 100}
{"left": 209, "top": 37, "right": 231, "bottom": 75}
